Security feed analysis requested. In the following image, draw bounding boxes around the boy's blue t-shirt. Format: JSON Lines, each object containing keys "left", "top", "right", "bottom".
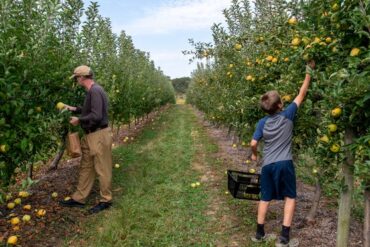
{"left": 252, "top": 102, "right": 298, "bottom": 167}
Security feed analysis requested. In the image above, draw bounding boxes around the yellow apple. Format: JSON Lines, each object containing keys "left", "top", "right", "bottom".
{"left": 56, "top": 102, "right": 65, "bottom": 110}
{"left": 7, "top": 236, "right": 18, "bottom": 245}
{"left": 14, "top": 198, "right": 21, "bottom": 205}
{"left": 350, "top": 48, "right": 360, "bottom": 57}
{"left": 36, "top": 209, "right": 46, "bottom": 217}
{"left": 319, "top": 135, "right": 329, "bottom": 143}
{"left": 291, "top": 38, "right": 301, "bottom": 46}
{"left": 10, "top": 217, "right": 20, "bottom": 225}
{"left": 18, "top": 191, "right": 29, "bottom": 198}
{"left": 22, "top": 214, "right": 31, "bottom": 222}
{"left": 330, "top": 144, "right": 340, "bottom": 153}
{"left": 288, "top": 17, "right": 297, "bottom": 25}
{"left": 328, "top": 124, "right": 338, "bottom": 132}
{"left": 331, "top": 107, "right": 342, "bottom": 118}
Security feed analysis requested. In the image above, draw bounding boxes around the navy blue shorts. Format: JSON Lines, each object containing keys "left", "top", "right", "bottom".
{"left": 260, "top": 160, "right": 296, "bottom": 201}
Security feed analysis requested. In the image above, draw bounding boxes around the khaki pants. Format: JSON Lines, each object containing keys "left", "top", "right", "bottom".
{"left": 72, "top": 127, "right": 113, "bottom": 203}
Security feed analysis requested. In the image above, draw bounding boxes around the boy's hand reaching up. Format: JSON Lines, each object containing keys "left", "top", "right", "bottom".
{"left": 306, "top": 60, "right": 315, "bottom": 76}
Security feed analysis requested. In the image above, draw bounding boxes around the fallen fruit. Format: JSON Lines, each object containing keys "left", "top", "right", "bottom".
{"left": 64, "top": 196, "right": 71, "bottom": 201}
{"left": 191, "top": 183, "right": 196, "bottom": 188}
{"left": 14, "top": 198, "right": 21, "bottom": 205}
{"left": 7, "top": 236, "right": 18, "bottom": 245}
{"left": 22, "top": 215, "right": 31, "bottom": 222}
{"left": 23, "top": 204, "right": 32, "bottom": 210}
{"left": 18, "top": 191, "right": 29, "bottom": 198}
{"left": 36, "top": 209, "right": 46, "bottom": 217}
{"left": 114, "top": 164, "right": 120, "bottom": 168}
{"left": 195, "top": 182, "right": 201, "bottom": 186}
{"left": 7, "top": 202, "right": 15, "bottom": 209}
{"left": 5, "top": 193, "right": 12, "bottom": 201}
{"left": 10, "top": 217, "right": 20, "bottom": 225}
{"left": 51, "top": 192, "right": 58, "bottom": 198}
{"left": 249, "top": 168, "right": 256, "bottom": 174}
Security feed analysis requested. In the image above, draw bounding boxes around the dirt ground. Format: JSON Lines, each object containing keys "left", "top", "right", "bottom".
{"left": 0, "top": 104, "right": 364, "bottom": 247}
{"left": 0, "top": 107, "right": 167, "bottom": 247}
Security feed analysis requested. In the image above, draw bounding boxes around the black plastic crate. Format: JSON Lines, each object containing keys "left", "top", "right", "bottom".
{"left": 227, "top": 169, "right": 261, "bottom": 200}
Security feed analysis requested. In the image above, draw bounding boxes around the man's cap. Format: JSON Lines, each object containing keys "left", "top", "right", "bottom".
{"left": 70, "top": 65, "right": 93, "bottom": 79}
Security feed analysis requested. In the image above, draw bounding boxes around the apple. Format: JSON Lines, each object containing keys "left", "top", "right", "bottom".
{"left": 22, "top": 214, "right": 31, "bottom": 222}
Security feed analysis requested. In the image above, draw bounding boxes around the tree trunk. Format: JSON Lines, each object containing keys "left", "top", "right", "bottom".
{"left": 364, "top": 189, "right": 370, "bottom": 247}
{"left": 336, "top": 128, "right": 355, "bottom": 247}
{"left": 111, "top": 118, "right": 114, "bottom": 133}
{"left": 116, "top": 125, "right": 120, "bottom": 139}
{"left": 28, "top": 163, "right": 33, "bottom": 179}
{"left": 305, "top": 178, "right": 321, "bottom": 224}
{"left": 48, "top": 147, "right": 65, "bottom": 171}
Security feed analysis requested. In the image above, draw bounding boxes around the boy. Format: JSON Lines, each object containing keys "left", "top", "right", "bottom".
{"left": 250, "top": 61, "right": 315, "bottom": 247}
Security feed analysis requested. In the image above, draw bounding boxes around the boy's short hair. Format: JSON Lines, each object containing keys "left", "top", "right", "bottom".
{"left": 260, "top": 90, "right": 282, "bottom": 114}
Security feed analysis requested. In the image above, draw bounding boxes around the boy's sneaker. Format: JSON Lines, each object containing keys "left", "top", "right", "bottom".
{"left": 251, "top": 233, "right": 276, "bottom": 243}
{"left": 275, "top": 236, "right": 299, "bottom": 247}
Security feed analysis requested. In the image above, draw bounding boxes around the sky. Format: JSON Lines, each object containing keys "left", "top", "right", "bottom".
{"left": 81, "top": 0, "right": 232, "bottom": 79}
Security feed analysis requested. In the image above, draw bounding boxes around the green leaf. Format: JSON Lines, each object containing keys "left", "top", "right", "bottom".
{"left": 20, "top": 138, "right": 28, "bottom": 152}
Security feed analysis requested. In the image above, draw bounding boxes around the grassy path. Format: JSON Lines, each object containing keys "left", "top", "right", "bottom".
{"left": 64, "top": 105, "right": 262, "bottom": 247}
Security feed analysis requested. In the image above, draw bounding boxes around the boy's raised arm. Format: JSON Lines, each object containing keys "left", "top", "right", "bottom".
{"left": 294, "top": 60, "right": 315, "bottom": 107}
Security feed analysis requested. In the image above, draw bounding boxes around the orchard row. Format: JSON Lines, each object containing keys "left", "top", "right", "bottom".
{"left": 185, "top": 1, "right": 369, "bottom": 246}
{"left": 0, "top": 1, "right": 175, "bottom": 185}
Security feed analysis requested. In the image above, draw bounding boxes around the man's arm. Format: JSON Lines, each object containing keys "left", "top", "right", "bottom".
{"left": 293, "top": 60, "right": 315, "bottom": 107}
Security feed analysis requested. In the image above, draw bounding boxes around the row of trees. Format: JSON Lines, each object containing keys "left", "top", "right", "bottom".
{"left": 0, "top": 1, "right": 175, "bottom": 186}
{"left": 186, "top": 0, "right": 369, "bottom": 246}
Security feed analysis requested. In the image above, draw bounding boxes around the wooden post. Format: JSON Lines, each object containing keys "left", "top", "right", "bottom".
{"left": 364, "top": 188, "right": 370, "bottom": 247}
{"left": 336, "top": 128, "right": 355, "bottom": 247}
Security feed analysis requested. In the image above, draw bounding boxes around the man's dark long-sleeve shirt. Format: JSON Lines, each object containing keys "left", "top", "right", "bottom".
{"left": 75, "top": 83, "right": 109, "bottom": 132}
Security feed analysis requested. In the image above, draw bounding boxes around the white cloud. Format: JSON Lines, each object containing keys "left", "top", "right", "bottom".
{"left": 148, "top": 50, "right": 196, "bottom": 78}
{"left": 124, "top": 0, "right": 231, "bottom": 35}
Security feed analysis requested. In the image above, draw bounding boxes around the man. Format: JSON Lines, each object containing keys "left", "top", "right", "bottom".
{"left": 60, "top": 65, "right": 113, "bottom": 214}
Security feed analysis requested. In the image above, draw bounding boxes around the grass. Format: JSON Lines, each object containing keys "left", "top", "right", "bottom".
{"left": 62, "top": 105, "right": 275, "bottom": 247}
{"left": 63, "top": 105, "right": 219, "bottom": 246}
